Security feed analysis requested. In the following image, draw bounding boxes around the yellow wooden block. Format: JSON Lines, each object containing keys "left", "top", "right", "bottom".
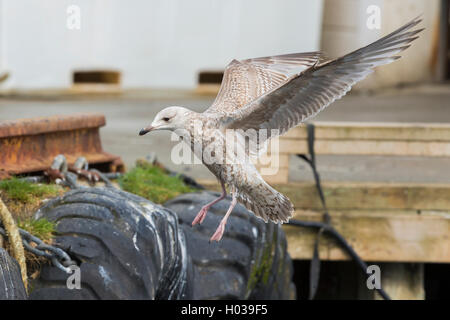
{"left": 284, "top": 209, "right": 450, "bottom": 263}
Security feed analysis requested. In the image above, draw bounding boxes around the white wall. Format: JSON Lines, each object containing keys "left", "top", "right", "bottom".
{"left": 0, "top": 0, "right": 323, "bottom": 90}
{"left": 320, "top": 0, "right": 440, "bottom": 90}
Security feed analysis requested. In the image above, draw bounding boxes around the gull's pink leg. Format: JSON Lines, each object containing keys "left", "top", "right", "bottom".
{"left": 192, "top": 181, "right": 227, "bottom": 226}
{"left": 210, "top": 193, "right": 237, "bottom": 242}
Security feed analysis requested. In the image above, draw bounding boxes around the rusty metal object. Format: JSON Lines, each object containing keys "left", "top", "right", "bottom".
{"left": 68, "top": 156, "right": 101, "bottom": 184}
{"left": 44, "top": 154, "right": 68, "bottom": 182}
{"left": 0, "top": 113, "right": 124, "bottom": 179}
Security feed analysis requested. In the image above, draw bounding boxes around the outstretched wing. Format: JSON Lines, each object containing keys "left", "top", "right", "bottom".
{"left": 205, "top": 52, "right": 322, "bottom": 115}
{"left": 225, "top": 17, "right": 424, "bottom": 146}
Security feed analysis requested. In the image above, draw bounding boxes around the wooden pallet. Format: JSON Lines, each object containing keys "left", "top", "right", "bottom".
{"left": 200, "top": 180, "right": 450, "bottom": 264}
{"left": 254, "top": 121, "right": 450, "bottom": 184}
{"left": 201, "top": 121, "right": 450, "bottom": 299}
{"left": 280, "top": 182, "right": 450, "bottom": 263}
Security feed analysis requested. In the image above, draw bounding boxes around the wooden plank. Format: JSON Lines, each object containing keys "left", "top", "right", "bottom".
{"left": 253, "top": 153, "right": 289, "bottom": 168}
{"left": 254, "top": 153, "right": 290, "bottom": 168}
{"left": 254, "top": 153, "right": 290, "bottom": 184}
{"left": 284, "top": 209, "right": 450, "bottom": 263}
{"left": 259, "top": 168, "right": 289, "bottom": 184}
{"left": 198, "top": 181, "right": 450, "bottom": 211}
{"left": 283, "top": 121, "right": 450, "bottom": 141}
{"left": 277, "top": 139, "right": 450, "bottom": 157}
{"left": 275, "top": 182, "right": 450, "bottom": 210}
{"left": 198, "top": 180, "right": 450, "bottom": 262}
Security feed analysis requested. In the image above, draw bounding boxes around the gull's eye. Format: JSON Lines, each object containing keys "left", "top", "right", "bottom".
{"left": 162, "top": 117, "right": 170, "bottom": 122}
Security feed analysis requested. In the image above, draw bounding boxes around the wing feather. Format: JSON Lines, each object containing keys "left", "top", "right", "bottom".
{"left": 226, "top": 17, "right": 424, "bottom": 147}
{"left": 205, "top": 52, "right": 322, "bottom": 115}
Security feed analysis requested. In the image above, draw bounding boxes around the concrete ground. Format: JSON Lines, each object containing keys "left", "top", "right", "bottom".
{"left": 1, "top": 83, "right": 449, "bottom": 183}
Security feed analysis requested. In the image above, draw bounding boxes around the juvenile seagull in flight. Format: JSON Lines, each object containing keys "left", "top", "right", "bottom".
{"left": 140, "top": 17, "right": 423, "bottom": 241}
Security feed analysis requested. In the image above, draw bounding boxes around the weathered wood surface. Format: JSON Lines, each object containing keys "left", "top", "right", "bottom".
{"left": 282, "top": 182, "right": 450, "bottom": 262}
{"left": 201, "top": 122, "right": 450, "bottom": 298}
{"left": 283, "top": 121, "right": 450, "bottom": 142}
{"left": 284, "top": 209, "right": 450, "bottom": 263}
{"left": 201, "top": 181, "right": 450, "bottom": 211}
{"left": 276, "top": 182, "right": 450, "bottom": 211}
{"left": 277, "top": 139, "right": 450, "bottom": 157}
{"left": 199, "top": 180, "right": 450, "bottom": 263}
{"left": 255, "top": 121, "right": 450, "bottom": 184}
{"left": 265, "top": 121, "right": 450, "bottom": 157}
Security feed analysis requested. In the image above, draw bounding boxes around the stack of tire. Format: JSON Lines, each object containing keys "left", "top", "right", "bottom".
{"left": 1, "top": 187, "right": 295, "bottom": 300}
{"left": 0, "top": 248, "right": 27, "bottom": 300}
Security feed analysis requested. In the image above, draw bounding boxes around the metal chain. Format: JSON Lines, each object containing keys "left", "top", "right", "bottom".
{"left": 0, "top": 155, "right": 118, "bottom": 276}
{"left": 0, "top": 224, "right": 77, "bottom": 274}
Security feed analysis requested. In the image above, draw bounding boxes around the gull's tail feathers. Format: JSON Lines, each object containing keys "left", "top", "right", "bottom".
{"left": 237, "top": 181, "right": 294, "bottom": 224}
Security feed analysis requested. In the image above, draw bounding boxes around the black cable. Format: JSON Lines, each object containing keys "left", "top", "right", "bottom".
{"left": 287, "top": 219, "right": 391, "bottom": 300}
{"left": 288, "top": 123, "right": 391, "bottom": 300}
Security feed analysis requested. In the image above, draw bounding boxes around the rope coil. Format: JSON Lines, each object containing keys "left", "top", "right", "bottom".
{"left": 0, "top": 198, "right": 28, "bottom": 291}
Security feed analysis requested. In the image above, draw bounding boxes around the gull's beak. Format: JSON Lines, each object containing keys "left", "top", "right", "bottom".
{"left": 139, "top": 126, "right": 154, "bottom": 136}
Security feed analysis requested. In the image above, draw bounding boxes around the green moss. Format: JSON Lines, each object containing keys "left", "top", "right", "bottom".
{"left": 245, "top": 228, "right": 278, "bottom": 296}
{"left": 119, "top": 163, "right": 196, "bottom": 204}
{"left": 0, "top": 177, "right": 61, "bottom": 203}
{"left": 17, "top": 218, "right": 55, "bottom": 241}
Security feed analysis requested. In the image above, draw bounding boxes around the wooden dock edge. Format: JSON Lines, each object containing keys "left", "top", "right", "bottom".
{"left": 198, "top": 180, "right": 450, "bottom": 263}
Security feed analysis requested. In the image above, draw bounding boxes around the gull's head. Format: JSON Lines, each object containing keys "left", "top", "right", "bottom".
{"left": 139, "top": 106, "right": 191, "bottom": 135}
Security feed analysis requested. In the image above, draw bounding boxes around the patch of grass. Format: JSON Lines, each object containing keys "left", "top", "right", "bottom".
{"left": 5, "top": 217, "right": 56, "bottom": 282}
{"left": 119, "top": 163, "right": 196, "bottom": 203}
{"left": 0, "top": 178, "right": 60, "bottom": 281}
{"left": 0, "top": 177, "right": 61, "bottom": 203}
{"left": 0, "top": 177, "right": 63, "bottom": 220}
{"left": 17, "top": 218, "right": 55, "bottom": 242}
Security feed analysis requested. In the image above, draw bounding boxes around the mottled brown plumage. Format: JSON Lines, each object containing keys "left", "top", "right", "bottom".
{"left": 140, "top": 17, "right": 423, "bottom": 241}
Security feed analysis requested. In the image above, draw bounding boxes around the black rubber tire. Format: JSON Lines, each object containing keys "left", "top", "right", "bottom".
{"left": 29, "top": 187, "right": 193, "bottom": 300}
{"left": 165, "top": 191, "right": 296, "bottom": 300}
{"left": 29, "top": 187, "right": 295, "bottom": 300}
{"left": 0, "top": 248, "right": 27, "bottom": 300}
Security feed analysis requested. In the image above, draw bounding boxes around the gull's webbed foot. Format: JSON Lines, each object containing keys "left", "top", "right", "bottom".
{"left": 192, "top": 180, "right": 227, "bottom": 227}
{"left": 209, "top": 192, "right": 237, "bottom": 242}
{"left": 192, "top": 205, "right": 209, "bottom": 226}
{"left": 209, "top": 220, "right": 227, "bottom": 242}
